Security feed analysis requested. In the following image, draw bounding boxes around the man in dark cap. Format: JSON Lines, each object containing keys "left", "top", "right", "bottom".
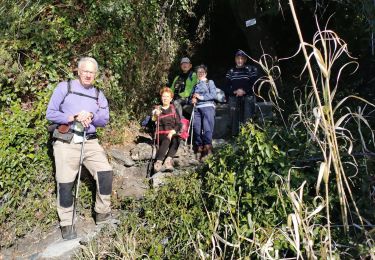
{"left": 225, "top": 50, "right": 259, "bottom": 136}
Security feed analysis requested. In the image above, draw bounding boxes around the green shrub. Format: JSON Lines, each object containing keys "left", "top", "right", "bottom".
{"left": 0, "top": 91, "right": 55, "bottom": 247}
{"left": 75, "top": 173, "right": 209, "bottom": 259}
{"left": 76, "top": 124, "right": 298, "bottom": 258}
{"left": 200, "top": 123, "right": 296, "bottom": 257}
{"left": 0, "top": 0, "right": 199, "bottom": 247}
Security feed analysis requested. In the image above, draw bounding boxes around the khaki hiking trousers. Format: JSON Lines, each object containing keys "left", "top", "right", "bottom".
{"left": 53, "top": 138, "right": 113, "bottom": 227}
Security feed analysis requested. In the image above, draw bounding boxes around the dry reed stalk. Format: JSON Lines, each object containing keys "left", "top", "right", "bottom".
{"left": 289, "top": 0, "right": 375, "bottom": 258}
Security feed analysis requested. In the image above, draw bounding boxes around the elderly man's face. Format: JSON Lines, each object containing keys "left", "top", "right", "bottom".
{"left": 235, "top": 56, "right": 247, "bottom": 68}
{"left": 78, "top": 62, "right": 97, "bottom": 87}
{"left": 180, "top": 62, "right": 192, "bottom": 73}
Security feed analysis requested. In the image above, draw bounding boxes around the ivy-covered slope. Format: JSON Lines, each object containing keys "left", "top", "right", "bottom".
{"left": 0, "top": 0, "right": 198, "bottom": 248}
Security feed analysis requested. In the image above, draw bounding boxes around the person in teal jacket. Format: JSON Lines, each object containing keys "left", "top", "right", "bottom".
{"left": 171, "top": 57, "right": 197, "bottom": 118}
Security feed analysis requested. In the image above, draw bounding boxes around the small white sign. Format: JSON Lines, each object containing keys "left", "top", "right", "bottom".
{"left": 245, "top": 18, "right": 256, "bottom": 27}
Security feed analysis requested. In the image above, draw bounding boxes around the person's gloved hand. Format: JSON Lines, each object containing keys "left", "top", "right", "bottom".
{"left": 167, "top": 130, "right": 176, "bottom": 140}
{"left": 152, "top": 106, "right": 162, "bottom": 117}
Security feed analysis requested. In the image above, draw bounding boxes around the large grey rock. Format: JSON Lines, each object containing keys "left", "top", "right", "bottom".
{"left": 255, "top": 102, "right": 273, "bottom": 120}
{"left": 212, "top": 139, "right": 228, "bottom": 149}
{"left": 39, "top": 238, "right": 81, "bottom": 258}
{"left": 112, "top": 161, "right": 128, "bottom": 177}
{"left": 174, "top": 144, "right": 199, "bottom": 167}
{"left": 213, "top": 103, "right": 231, "bottom": 139}
{"left": 112, "top": 163, "right": 149, "bottom": 198}
{"left": 112, "top": 162, "right": 148, "bottom": 179}
{"left": 151, "top": 172, "right": 174, "bottom": 188}
{"left": 130, "top": 143, "right": 155, "bottom": 161}
{"left": 117, "top": 178, "right": 148, "bottom": 199}
{"left": 114, "top": 165, "right": 148, "bottom": 199}
{"left": 123, "top": 165, "right": 148, "bottom": 179}
{"left": 109, "top": 149, "right": 135, "bottom": 167}
{"left": 212, "top": 102, "right": 273, "bottom": 138}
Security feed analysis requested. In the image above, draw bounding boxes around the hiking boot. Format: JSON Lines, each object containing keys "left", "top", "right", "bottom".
{"left": 61, "top": 225, "right": 77, "bottom": 240}
{"left": 201, "top": 144, "right": 213, "bottom": 161}
{"left": 205, "top": 144, "right": 213, "bottom": 156}
{"left": 193, "top": 146, "right": 203, "bottom": 160}
{"left": 95, "top": 212, "right": 112, "bottom": 225}
{"left": 154, "top": 160, "right": 163, "bottom": 172}
{"left": 95, "top": 211, "right": 120, "bottom": 225}
{"left": 163, "top": 157, "right": 174, "bottom": 172}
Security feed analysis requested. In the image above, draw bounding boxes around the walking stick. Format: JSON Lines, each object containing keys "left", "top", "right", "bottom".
{"left": 186, "top": 106, "right": 195, "bottom": 149}
{"left": 71, "top": 129, "right": 87, "bottom": 233}
{"left": 146, "top": 123, "right": 157, "bottom": 178}
{"left": 156, "top": 114, "right": 160, "bottom": 148}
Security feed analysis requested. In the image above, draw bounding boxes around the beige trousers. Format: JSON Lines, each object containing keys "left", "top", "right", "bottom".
{"left": 53, "top": 139, "right": 113, "bottom": 227}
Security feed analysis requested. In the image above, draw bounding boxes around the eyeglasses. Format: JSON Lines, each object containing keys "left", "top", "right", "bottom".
{"left": 197, "top": 70, "right": 206, "bottom": 74}
{"left": 80, "top": 70, "right": 96, "bottom": 75}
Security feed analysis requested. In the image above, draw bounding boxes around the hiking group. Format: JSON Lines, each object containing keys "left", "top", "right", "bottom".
{"left": 46, "top": 50, "right": 259, "bottom": 240}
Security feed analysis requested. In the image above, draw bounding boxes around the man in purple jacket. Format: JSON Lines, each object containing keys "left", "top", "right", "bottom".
{"left": 46, "top": 57, "right": 113, "bottom": 240}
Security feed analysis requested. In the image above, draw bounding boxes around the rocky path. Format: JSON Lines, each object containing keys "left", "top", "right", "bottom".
{"left": 0, "top": 103, "right": 272, "bottom": 259}
{"left": 1, "top": 135, "right": 226, "bottom": 259}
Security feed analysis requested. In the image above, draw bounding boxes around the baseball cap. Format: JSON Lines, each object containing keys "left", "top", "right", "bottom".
{"left": 235, "top": 50, "right": 247, "bottom": 57}
{"left": 180, "top": 57, "right": 191, "bottom": 64}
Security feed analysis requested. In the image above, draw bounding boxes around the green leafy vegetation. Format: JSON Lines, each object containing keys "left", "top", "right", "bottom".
{"left": 76, "top": 122, "right": 374, "bottom": 259}
{"left": 0, "top": 0, "right": 198, "bottom": 247}
{"left": 0, "top": 0, "right": 374, "bottom": 258}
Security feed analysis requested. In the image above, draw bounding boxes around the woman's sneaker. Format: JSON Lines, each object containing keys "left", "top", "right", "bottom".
{"left": 154, "top": 160, "right": 163, "bottom": 172}
{"left": 193, "top": 146, "right": 203, "bottom": 161}
{"left": 163, "top": 157, "right": 174, "bottom": 172}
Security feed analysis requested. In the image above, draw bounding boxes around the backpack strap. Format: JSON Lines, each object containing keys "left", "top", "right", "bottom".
{"left": 170, "top": 104, "right": 180, "bottom": 126}
{"left": 170, "top": 104, "right": 177, "bottom": 118}
{"left": 158, "top": 104, "right": 177, "bottom": 119}
{"left": 59, "top": 80, "right": 100, "bottom": 112}
{"left": 205, "top": 80, "right": 212, "bottom": 95}
{"left": 59, "top": 79, "right": 71, "bottom": 112}
{"left": 188, "top": 71, "right": 194, "bottom": 81}
{"left": 159, "top": 113, "right": 175, "bottom": 119}
{"left": 69, "top": 88, "right": 100, "bottom": 102}
{"left": 157, "top": 104, "right": 181, "bottom": 134}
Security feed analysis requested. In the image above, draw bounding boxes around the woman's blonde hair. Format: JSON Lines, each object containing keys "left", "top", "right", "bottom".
{"left": 159, "top": 87, "right": 174, "bottom": 98}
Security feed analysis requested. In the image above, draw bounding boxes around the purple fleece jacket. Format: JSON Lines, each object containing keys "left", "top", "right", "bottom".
{"left": 46, "top": 79, "right": 109, "bottom": 134}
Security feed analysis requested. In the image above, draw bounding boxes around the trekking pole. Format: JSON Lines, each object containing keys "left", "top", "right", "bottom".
{"left": 186, "top": 106, "right": 195, "bottom": 149}
{"left": 156, "top": 114, "right": 160, "bottom": 148}
{"left": 71, "top": 129, "right": 87, "bottom": 233}
{"left": 147, "top": 127, "right": 157, "bottom": 178}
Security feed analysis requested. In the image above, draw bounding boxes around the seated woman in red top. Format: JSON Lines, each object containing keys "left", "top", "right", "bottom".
{"left": 152, "top": 87, "right": 182, "bottom": 172}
